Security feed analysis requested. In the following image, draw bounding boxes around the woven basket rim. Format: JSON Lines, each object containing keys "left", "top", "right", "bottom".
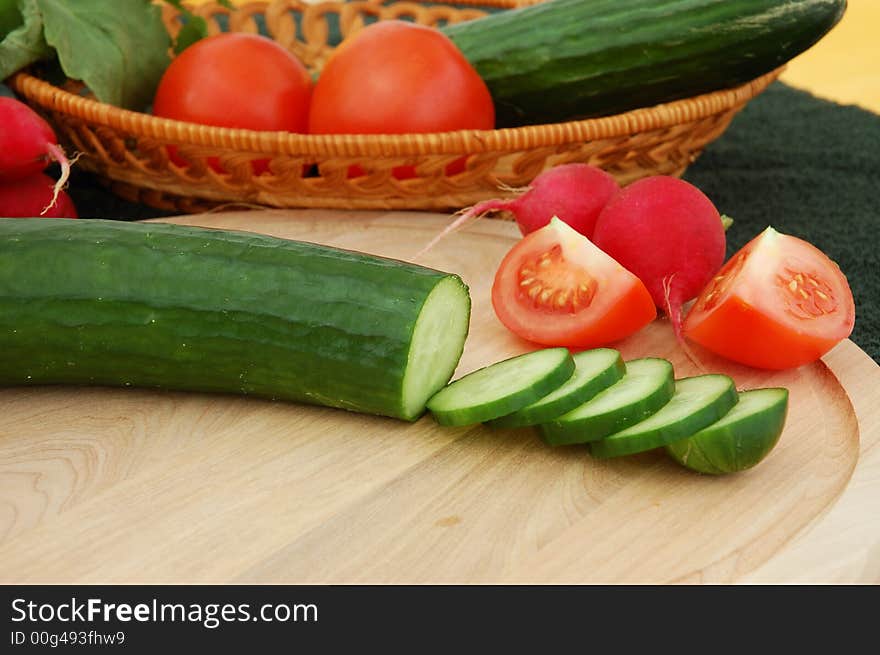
{"left": 12, "top": 67, "right": 782, "bottom": 158}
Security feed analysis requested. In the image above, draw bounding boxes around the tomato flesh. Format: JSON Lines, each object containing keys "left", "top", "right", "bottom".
{"left": 683, "top": 227, "right": 855, "bottom": 369}
{"left": 492, "top": 218, "right": 657, "bottom": 349}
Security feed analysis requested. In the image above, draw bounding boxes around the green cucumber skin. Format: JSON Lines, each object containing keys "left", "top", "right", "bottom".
{"left": 665, "top": 388, "right": 789, "bottom": 474}
{"left": 540, "top": 358, "right": 675, "bottom": 446}
{"left": 486, "top": 349, "right": 625, "bottom": 429}
{"left": 427, "top": 350, "right": 575, "bottom": 427}
{"left": 443, "top": 0, "right": 847, "bottom": 126}
{"left": 0, "top": 218, "right": 469, "bottom": 421}
{"left": 590, "top": 375, "right": 739, "bottom": 459}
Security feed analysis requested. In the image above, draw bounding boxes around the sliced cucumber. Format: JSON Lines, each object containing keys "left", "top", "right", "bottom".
{"left": 665, "top": 388, "right": 789, "bottom": 474}
{"left": 426, "top": 348, "right": 575, "bottom": 426}
{"left": 590, "top": 374, "right": 739, "bottom": 459}
{"left": 486, "top": 348, "right": 625, "bottom": 429}
{"left": 540, "top": 358, "right": 674, "bottom": 446}
{"left": 401, "top": 276, "right": 472, "bottom": 420}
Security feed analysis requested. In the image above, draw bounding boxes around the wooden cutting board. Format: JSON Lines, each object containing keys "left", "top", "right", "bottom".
{"left": 0, "top": 210, "right": 877, "bottom": 584}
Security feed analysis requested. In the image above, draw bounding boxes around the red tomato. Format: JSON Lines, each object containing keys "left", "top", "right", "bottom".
{"left": 153, "top": 33, "right": 312, "bottom": 172}
{"left": 492, "top": 218, "right": 657, "bottom": 349}
{"left": 308, "top": 21, "right": 494, "bottom": 135}
{"left": 683, "top": 227, "right": 855, "bottom": 369}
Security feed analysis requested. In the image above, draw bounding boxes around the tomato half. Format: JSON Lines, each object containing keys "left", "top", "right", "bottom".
{"left": 492, "top": 218, "right": 657, "bottom": 349}
{"left": 308, "top": 21, "right": 494, "bottom": 135}
{"left": 683, "top": 227, "right": 855, "bottom": 370}
{"left": 153, "top": 33, "right": 312, "bottom": 172}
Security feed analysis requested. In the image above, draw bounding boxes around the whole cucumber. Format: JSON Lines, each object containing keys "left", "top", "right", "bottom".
{"left": 443, "top": 0, "right": 847, "bottom": 126}
{"left": 0, "top": 218, "right": 471, "bottom": 421}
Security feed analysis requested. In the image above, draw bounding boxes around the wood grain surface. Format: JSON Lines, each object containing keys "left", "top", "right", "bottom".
{"left": 0, "top": 210, "right": 876, "bottom": 584}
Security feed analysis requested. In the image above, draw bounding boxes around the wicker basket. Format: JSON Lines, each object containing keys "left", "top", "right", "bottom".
{"left": 9, "top": 0, "right": 782, "bottom": 213}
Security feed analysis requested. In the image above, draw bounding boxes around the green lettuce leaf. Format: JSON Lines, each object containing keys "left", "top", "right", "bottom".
{"left": 162, "top": 0, "right": 209, "bottom": 55}
{"left": 0, "top": 0, "right": 24, "bottom": 37}
{"left": 162, "top": 0, "right": 234, "bottom": 55}
{"left": 173, "top": 15, "right": 208, "bottom": 54}
{"left": 35, "top": 0, "right": 171, "bottom": 110}
{"left": 0, "top": 0, "right": 51, "bottom": 80}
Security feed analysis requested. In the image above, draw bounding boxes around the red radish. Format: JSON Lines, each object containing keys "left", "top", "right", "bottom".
{"left": 0, "top": 97, "right": 72, "bottom": 213}
{"left": 591, "top": 176, "right": 725, "bottom": 340}
{"left": 413, "top": 163, "right": 619, "bottom": 259}
{"left": 0, "top": 173, "right": 78, "bottom": 218}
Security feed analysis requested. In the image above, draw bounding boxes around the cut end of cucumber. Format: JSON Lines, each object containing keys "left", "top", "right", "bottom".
{"left": 666, "top": 387, "right": 789, "bottom": 474}
{"left": 400, "top": 275, "right": 471, "bottom": 421}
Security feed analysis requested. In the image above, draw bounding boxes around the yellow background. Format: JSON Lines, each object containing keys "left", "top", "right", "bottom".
{"left": 190, "top": 0, "right": 880, "bottom": 113}
{"left": 780, "top": 0, "right": 880, "bottom": 112}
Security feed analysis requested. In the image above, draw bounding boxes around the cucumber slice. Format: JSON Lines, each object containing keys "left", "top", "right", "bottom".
{"left": 426, "top": 348, "right": 575, "bottom": 426}
{"left": 590, "top": 374, "right": 739, "bottom": 459}
{"left": 487, "top": 348, "right": 625, "bottom": 429}
{"left": 401, "top": 276, "right": 472, "bottom": 420}
{"left": 540, "top": 358, "right": 674, "bottom": 446}
{"left": 665, "top": 388, "right": 789, "bottom": 474}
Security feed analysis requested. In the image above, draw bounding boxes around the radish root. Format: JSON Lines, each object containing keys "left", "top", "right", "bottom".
{"left": 40, "top": 143, "right": 78, "bottom": 215}
{"left": 496, "top": 181, "right": 530, "bottom": 194}
{"left": 661, "top": 274, "right": 681, "bottom": 340}
{"left": 411, "top": 198, "right": 512, "bottom": 261}
{"left": 663, "top": 274, "right": 707, "bottom": 374}
{"left": 207, "top": 201, "right": 280, "bottom": 213}
{"left": 678, "top": 333, "right": 708, "bottom": 375}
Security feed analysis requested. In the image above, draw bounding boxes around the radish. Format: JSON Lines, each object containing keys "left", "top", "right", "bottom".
{"left": 591, "top": 176, "right": 726, "bottom": 340}
{"left": 0, "top": 97, "right": 73, "bottom": 213}
{"left": 0, "top": 173, "right": 78, "bottom": 218}
{"left": 414, "top": 163, "right": 619, "bottom": 259}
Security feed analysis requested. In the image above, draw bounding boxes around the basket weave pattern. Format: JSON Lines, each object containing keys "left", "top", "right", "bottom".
{"left": 10, "top": 0, "right": 782, "bottom": 213}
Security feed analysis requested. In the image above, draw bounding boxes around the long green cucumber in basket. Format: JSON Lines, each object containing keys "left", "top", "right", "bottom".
{"left": 443, "top": 0, "right": 847, "bottom": 126}
{"left": 0, "top": 218, "right": 471, "bottom": 420}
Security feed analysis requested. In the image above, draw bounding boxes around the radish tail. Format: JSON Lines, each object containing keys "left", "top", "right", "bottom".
{"left": 661, "top": 275, "right": 685, "bottom": 342}
{"left": 411, "top": 198, "right": 512, "bottom": 261}
{"left": 495, "top": 181, "right": 530, "bottom": 195}
{"left": 662, "top": 275, "right": 707, "bottom": 374}
{"left": 40, "top": 142, "right": 73, "bottom": 215}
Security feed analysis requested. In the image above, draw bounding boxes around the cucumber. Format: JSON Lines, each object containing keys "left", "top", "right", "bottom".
{"left": 0, "top": 218, "right": 471, "bottom": 421}
{"left": 590, "top": 374, "right": 739, "bottom": 459}
{"left": 666, "top": 388, "right": 789, "bottom": 474}
{"left": 443, "top": 0, "right": 847, "bottom": 126}
{"left": 486, "top": 348, "right": 625, "bottom": 429}
{"left": 540, "top": 358, "right": 674, "bottom": 446}
{"left": 426, "top": 347, "right": 575, "bottom": 427}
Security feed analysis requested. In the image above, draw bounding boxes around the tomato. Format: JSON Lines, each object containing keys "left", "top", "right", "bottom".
{"left": 153, "top": 33, "right": 312, "bottom": 172}
{"left": 492, "top": 218, "right": 657, "bottom": 349}
{"left": 683, "top": 227, "right": 855, "bottom": 370}
{"left": 308, "top": 21, "right": 494, "bottom": 135}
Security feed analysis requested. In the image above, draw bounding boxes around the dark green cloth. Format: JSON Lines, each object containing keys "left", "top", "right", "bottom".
{"left": 65, "top": 82, "right": 879, "bottom": 363}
